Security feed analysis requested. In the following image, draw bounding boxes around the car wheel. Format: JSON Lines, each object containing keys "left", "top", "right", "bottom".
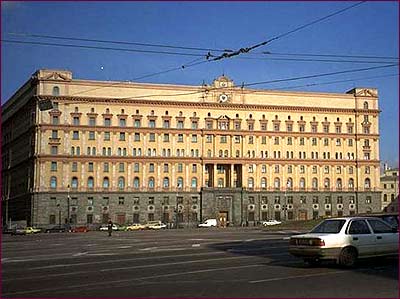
{"left": 304, "top": 258, "right": 321, "bottom": 266}
{"left": 339, "top": 247, "right": 357, "bottom": 267}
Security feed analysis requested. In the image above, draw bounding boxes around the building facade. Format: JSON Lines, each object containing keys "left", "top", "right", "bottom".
{"left": 380, "top": 167, "right": 399, "bottom": 213}
{"left": 2, "top": 69, "right": 382, "bottom": 227}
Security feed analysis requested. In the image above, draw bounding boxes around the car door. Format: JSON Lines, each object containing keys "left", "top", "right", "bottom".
{"left": 366, "top": 219, "right": 398, "bottom": 255}
{"left": 346, "top": 219, "right": 375, "bottom": 257}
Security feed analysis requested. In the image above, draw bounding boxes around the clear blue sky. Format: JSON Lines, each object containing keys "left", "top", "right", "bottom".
{"left": 1, "top": 1, "right": 398, "bottom": 167}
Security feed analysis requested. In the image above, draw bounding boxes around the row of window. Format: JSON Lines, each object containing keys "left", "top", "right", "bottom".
{"left": 50, "top": 161, "right": 373, "bottom": 175}
{"left": 53, "top": 129, "right": 373, "bottom": 145}
{"left": 50, "top": 176, "right": 372, "bottom": 190}
{"left": 50, "top": 176, "right": 199, "bottom": 189}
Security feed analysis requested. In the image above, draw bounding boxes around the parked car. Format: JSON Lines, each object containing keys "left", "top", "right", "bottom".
{"left": 99, "top": 224, "right": 118, "bottom": 231}
{"left": 262, "top": 220, "right": 282, "bottom": 226}
{"left": 45, "top": 225, "right": 70, "bottom": 233}
{"left": 198, "top": 219, "right": 217, "bottom": 228}
{"left": 147, "top": 222, "right": 167, "bottom": 229}
{"left": 126, "top": 223, "right": 145, "bottom": 231}
{"left": 289, "top": 217, "right": 398, "bottom": 267}
{"left": 71, "top": 226, "right": 89, "bottom": 233}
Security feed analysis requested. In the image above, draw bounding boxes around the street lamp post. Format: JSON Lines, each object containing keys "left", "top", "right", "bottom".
{"left": 67, "top": 184, "right": 70, "bottom": 224}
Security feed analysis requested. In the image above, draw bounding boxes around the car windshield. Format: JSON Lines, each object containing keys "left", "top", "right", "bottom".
{"left": 310, "top": 219, "right": 346, "bottom": 233}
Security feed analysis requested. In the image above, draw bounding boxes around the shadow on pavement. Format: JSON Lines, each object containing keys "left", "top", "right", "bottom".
{"left": 208, "top": 237, "right": 399, "bottom": 281}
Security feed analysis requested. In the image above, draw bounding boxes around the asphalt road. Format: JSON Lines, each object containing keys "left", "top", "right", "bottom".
{"left": 1, "top": 228, "right": 398, "bottom": 298}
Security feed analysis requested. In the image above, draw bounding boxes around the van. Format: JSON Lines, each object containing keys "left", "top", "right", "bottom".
{"left": 198, "top": 219, "right": 217, "bottom": 228}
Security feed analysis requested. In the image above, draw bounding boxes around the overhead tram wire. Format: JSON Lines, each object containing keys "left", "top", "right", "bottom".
{"left": 272, "top": 73, "right": 399, "bottom": 91}
{"left": 6, "top": 32, "right": 233, "bottom": 53}
{"left": 211, "top": 1, "right": 366, "bottom": 61}
{"left": 237, "top": 56, "right": 396, "bottom": 64}
{"left": 258, "top": 51, "right": 398, "bottom": 61}
{"left": 1, "top": 39, "right": 206, "bottom": 58}
{"left": 114, "top": 63, "right": 398, "bottom": 101}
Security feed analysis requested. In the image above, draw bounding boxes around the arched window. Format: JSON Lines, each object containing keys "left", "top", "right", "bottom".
{"left": 384, "top": 194, "right": 388, "bottom": 202}
{"left": 118, "top": 177, "right": 125, "bottom": 190}
{"left": 336, "top": 178, "right": 342, "bottom": 190}
{"left": 163, "top": 177, "right": 170, "bottom": 188}
{"left": 364, "top": 178, "right": 371, "bottom": 189}
{"left": 346, "top": 179, "right": 354, "bottom": 191}
{"left": 177, "top": 177, "right": 183, "bottom": 189}
{"left": 71, "top": 177, "right": 78, "bottom": 189}
{"left": 92, "top": 147, "right": 96, "bottom": 155}
{"left": 248, "top": 177, "right": 254, "bottom": 189}
{"left": 87, "top": 177, "right": 94, "bottom": 189}
{"left": 133, "top": 177, "right": 140, "bottom": 189}
{"left": 363, "top": 101, "right": 368, "bottom": 109}
{"left": 103, "top": 177, "right": 109, "bottom": 189}
{"left": 148, "top": 177, "right": 155, "bottom": 189}
{"left": 287, "top": 178, "right": 293, "bottom": 189}
{"left": 219, "top": 150, "right": 223, "bottom": 157}
{"left": 324, "top": 178, "right": 330, "bottom": 189}
{"left": 52, "top": 86, "right": 60, "bottom": 96}
{"left": 261, "top": 177, "right": 267, "bottom": 189}
{"left": 50, "top": 176, "right": 57, "bottom": 189}
{"left": 299, "top": 178, "right": 306, "bottom": 189}
{"left": 224, "top": 150, "right": 228, "bottom": 157}
{"left": 218, "top": 178, "right": 224, "bottom": 188}
{"left": 274, "top": 178, "right": 280, "bottom": 189}
{"left": 312, "top": 178, "right": 318, "bottom": 190}
{"left": 191, "top": 177, "right": 197, "bottom": 188}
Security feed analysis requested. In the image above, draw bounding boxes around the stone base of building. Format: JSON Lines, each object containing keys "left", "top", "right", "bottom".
{"left": 4, "top": 190, "right": 382, "bottom": 227}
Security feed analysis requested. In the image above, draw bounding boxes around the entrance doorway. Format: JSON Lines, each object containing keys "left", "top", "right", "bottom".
{"left": 218, "top": 211, "right": 228, "bottom": 227}
{"left": 116, "top": 213, "right": 126, "bottom": 225}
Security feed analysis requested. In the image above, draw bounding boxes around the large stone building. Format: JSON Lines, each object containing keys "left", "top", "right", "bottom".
{"left": 380, "top": 166, "right": 399, "bottom": 213}
{"left": 2, "top": 69, "right": 382, "bottom": 228}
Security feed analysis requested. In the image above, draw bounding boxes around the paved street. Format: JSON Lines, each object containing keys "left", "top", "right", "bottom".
{"left": 2, "top": 228, "right": 398, "bottom": 298}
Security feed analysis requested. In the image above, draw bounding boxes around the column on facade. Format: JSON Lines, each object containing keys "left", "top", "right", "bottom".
{"left": 142, "top": 164, "right": 146, "bottom": 189}
{"left": 202, "top": 164, "right": 206, "bottom": 188}
{"left": 213, "top": 164, "right": 217, "bottom": 188}
{"left": 185, "top": 163, "right": 189, "bottom": 190}
{"left": 127, "top": 163, "right": 131, "bottom": 190}
{"left": 230, "top": 164, "right": 235, "bottom": 188}
{"left": 157, "top": 163, "right": 161, "bottom": 189}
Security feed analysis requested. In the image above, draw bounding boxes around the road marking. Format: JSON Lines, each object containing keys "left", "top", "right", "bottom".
{"left": 192, "top": 244, "right": 201, "bottom": 247}
{"left": 249, "top": 270, "right": 347, "bottom": 284}
{"left": 2, "top": 264, "right": 263, "bottom": 296}
{"left": 117, "top": 246, "right": 132, "bottom": 249}
{"left": 101, "top": 255, "right": 255, "bottom": 272}
{"left": 72, "top": 252, "right": 88, "bottom": 257}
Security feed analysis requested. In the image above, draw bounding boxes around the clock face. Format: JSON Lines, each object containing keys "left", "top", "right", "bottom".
{"left": 220, "top": 82, "right": 227, "bottom": 87}
{"left": 219, "top": 94, "right": 228, "bottom": 102}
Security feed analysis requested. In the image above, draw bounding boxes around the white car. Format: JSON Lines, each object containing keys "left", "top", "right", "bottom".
{"left": 262, "top": 220, "right": 282, "bottom": 226}
{"left": 147, "top": 222, "right": 167, "bottom": 229}
{"left": 289, "top": 217, "right": 398, "bottom": 267}
{"left": 99, "top": 224, "right": 118, "bottom": 231}
{"left": 198, "top": 219, "right": 217, "bottom": 228}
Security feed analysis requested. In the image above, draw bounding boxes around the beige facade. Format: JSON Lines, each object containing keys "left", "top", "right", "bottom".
{"left": 380, "top": 167, "right": 399, "bottom": 213}
{"left": 2, "top": 69, "right": 382, "bottom": 227}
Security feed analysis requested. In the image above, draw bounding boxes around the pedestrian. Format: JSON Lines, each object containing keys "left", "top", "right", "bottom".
{"left": 107, "top": 220, "right": 113, "bottom": 237}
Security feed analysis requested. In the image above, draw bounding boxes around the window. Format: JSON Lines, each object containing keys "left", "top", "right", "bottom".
{"left": 88, "top": 162, "right": 94, "bottom": 172}
{"left": 51, "top": 146, "right": 58, "bottom": 155}
{"left": 52, "top": 86, "right": 60, "bottom": 96}
{"left": 163, "top": 177, "right": 170, "bottom": 188}
{"left": 119, "top": 132, "right": 126, "bottom": 141}
{"left": 51, "top": 130, "right": 58, "bottom": 139}
{"left": 164, "top": 134, "right": 170, "bottom": 142}
{"left": 72, "top": 131, "right": 79, "bottom": 140}
{"left": 299, "top": 138, "right": 304, "bottom": 146}
{"left": 192, "top": 134, "right": 197, "bottom": 143}
{"left": 312, "top": 138, "right": 317, "bottom": 146}
{"left": 324, "top": 138, "right": 329, "bottom": 146}
{"left": 73, "top": 117, "right": 80, "bottom": 126}
{"left": 365, "top": 196, "right": 372, "bottom": 204}
{"left": 249, "top": 136, "right": 254, "bottom": 144}
{"left": 348, "top": 220, "right": 370, "bottom": 235}
{"left": 148, "top": 177, "right": 155, "bottom": 189}
{"left": 177, "top": 163, "right": 183, "bottom": 173}
{"left": 368, "top": 219, "right": 393, "bottom": 234}
{"left": 261, "top": 177, "right": 267, "bottom": 189}
{"left": 51, "top": 161, "right": 57, "bottom": 171}
{"left": 104, "top": 118, "right": 111, "bottom": 126}
{"left": 191, "top": 177, "right": 198, "bottom": 188}
{"left": 191, "top": 121, "right": 198, "bottom": 129}
{"left": 312, "top": 178, "right": 318, "bottom": 190}
{"left": 103, "top": 177, "right": 110, "bottom": 189}
{"left": 220, "top": 135, "right": 227, "bottom": 143}
{"left": 50, "top": 176, "right": 57, "bottom": 189}
{"left": 118, "top": 177, "right": 125, "bottom": 189}
{"left": 192, "top": 164, "right": 197, "bottom": 173}
{"left": 87, "top": 177, "right": 94, "bottom": 189}
{"left": 119, "top": 163, "right": 125, "bottom": 172}
{"left": 71, "top": 162, "right": 78, "bottom": 172}
{"left": 71, "top": 177, "right": 78, "bottom": 189}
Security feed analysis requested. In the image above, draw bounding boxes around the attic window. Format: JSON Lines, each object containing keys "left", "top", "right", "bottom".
{"left": 52, "top": 86, "right": 60, "bottom": 96}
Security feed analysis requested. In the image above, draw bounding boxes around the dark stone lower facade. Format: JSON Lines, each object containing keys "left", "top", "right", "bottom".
{"left": 21, "top": 189, "right": 382, "bottom": 228}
